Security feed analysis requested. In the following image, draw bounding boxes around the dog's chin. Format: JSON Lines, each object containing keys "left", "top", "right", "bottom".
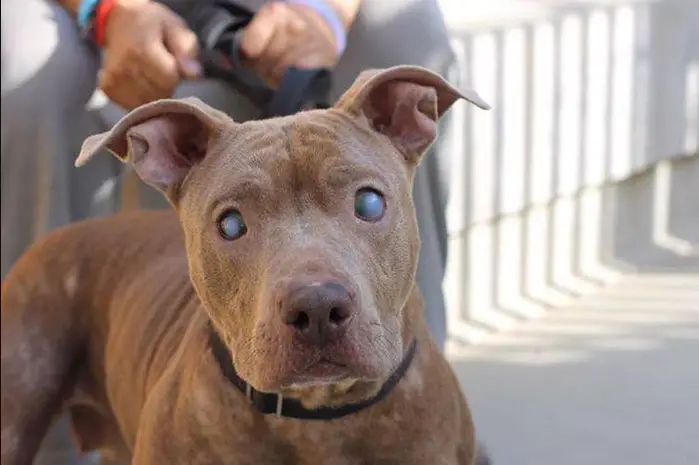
{"left": 277, "top": 362, "right": 385, "bottom": 409}
{"left": 250, "top": 354, "right": 390, "bottom": 394}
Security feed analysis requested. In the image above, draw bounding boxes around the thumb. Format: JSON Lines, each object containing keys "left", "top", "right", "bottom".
{"left": 240, "top": 3, "right": 299, "bottom": 59}
{"left": 163, "top": 21, "right": 202, "bottom": 79}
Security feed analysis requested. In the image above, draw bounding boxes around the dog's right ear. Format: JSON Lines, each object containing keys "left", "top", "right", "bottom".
{"left": 75, "top": 98, "right": 228, "bottom": 199}
{"left": 335, "top": 65, "right": 490, "bottom": 164}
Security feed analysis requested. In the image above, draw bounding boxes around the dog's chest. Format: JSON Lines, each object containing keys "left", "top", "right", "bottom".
{"left": 202, "top": 422, "right": 450, "bottom": 465}
{"left": 189, "top": 385, "right": 450, "bottom": 464}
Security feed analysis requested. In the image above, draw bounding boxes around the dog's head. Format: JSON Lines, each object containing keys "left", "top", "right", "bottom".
{"left": 77, "top": 66, "right": 488, "bottom": 393}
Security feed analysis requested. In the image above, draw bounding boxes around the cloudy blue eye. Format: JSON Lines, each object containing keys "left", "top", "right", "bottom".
{"left": 217, "top": 209, "right": 247, "bottom": 240}
{"left": 354, "top": 188, "right": 386, "bottom": 222}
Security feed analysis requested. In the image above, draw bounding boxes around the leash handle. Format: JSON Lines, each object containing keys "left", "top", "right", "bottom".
{"left": 194, "top": 2, "right": 270, "bottom": 102}
{"left": 191, "top": 0, "right": 333, "bottom": 117}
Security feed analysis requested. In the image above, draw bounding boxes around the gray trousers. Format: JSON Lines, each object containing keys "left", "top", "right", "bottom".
{"left": 1, "top": 0, "right": 456, "bottom": 463}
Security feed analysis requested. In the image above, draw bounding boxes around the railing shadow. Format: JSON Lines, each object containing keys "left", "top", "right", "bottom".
{"left": 447, "top": 269, "right": 699, "bottom": 465}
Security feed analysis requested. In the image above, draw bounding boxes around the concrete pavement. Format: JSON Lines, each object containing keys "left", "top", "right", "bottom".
{"left": 450, "top": 256, "right": 699, "bottom": 465}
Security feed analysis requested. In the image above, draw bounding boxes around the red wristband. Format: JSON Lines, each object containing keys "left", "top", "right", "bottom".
{"left": 94, "top": 0, "right": 117, "bottom": 47}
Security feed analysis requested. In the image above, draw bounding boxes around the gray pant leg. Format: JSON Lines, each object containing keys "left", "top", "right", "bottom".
{"left": 331, "top": 0, "right": 458, "bottom": 349}
{"left": 1, "top": 0, "right": 118, "bottom": 279}
{"left": 1, "top": 1, "right": 108, "bottom": 464}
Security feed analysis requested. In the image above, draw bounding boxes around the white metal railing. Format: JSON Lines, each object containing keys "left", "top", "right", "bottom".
{"left": 439, "top": 0, "right": 699, "bottom": 343}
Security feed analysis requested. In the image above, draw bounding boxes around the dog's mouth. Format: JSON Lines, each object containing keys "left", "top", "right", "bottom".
{"left": 305, "top": 358, "right": 348, "bottom": 376}
{"left": 282, "top": 357, "right": 353, "bottom": 387}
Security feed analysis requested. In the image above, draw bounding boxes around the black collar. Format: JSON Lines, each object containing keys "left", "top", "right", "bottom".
{"left": 209, "top": 327, "right": 418, "bottom": 421}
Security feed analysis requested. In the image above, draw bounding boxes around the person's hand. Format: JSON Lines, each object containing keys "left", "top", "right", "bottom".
{"left": 240, "top": 2, "right": 343, "bottom": 88}
{"left": 99, "top": 0, "right": 202, "bottom": 110}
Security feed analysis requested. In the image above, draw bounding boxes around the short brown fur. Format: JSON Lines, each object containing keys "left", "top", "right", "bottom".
{"left": 1, "top": 66, "right": 489, "bottom": 465}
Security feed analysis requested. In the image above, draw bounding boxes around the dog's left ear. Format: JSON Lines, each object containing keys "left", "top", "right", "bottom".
{"left": 75, "top": 98, "right": 229, "bottom": 199}
{"left": 336, "top": 65, "right": 490, "bottom": 163}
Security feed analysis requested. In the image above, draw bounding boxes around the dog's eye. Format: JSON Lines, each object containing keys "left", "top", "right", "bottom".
{"left": 354, "top": 188, "right": 386, "bottom": 222}
{"left": 217, "top": 209, "right": 247, "bottom": 240}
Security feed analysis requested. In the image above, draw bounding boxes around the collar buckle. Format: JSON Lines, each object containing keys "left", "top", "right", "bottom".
{"left": 275, "top": 394, "right": 284, "bottom": 417}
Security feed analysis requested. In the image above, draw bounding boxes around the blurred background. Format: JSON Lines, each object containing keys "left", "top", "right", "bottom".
{"left": 437, "top": 1, "right": 698, "bottom": 464}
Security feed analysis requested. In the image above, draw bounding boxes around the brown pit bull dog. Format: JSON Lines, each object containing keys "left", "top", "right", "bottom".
{"left": 1, "top": 65, "right": 490, "bottom": 465}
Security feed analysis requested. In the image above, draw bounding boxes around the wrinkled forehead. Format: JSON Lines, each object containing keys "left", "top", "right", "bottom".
{"left": 191, "top": 110, "right": 408, "bottom": 199}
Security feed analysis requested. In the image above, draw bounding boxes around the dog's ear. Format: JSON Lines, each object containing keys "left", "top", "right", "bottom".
{"left": 336, "top": 65, "right": 490, "bottom": 163}
{"left": 75, "top": 97, "right": 228, "bottom": 198}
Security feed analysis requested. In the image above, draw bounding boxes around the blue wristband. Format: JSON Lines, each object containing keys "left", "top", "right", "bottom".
{"left": 77, "top": 0, "right": 101, "bottom": 33}
{"left": 286, "top": 0, "right": 347, "bottom": 55}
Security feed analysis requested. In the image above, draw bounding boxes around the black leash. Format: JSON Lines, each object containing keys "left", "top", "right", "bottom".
{"left": 189, "top": 0, "right": 332, "bottom": 118}
{"left": 209, "top": 325, "right": 418, "bottom": 420}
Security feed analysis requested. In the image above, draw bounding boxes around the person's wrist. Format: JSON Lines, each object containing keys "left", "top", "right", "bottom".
{"left": 101, "top": 0, "right": 150, "bottom": 47}
{"left": 285, "top": 0, "right": 348, "bottom": 55}
{"left": 76, "top": 0, "right": 149, "bottom": 46}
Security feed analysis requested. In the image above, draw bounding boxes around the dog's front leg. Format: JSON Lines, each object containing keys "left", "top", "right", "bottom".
{"left": 132, "top": 401, "right": 277, "bottom": 465}
{"left": 132, "top": 371, "right": 287, "bottom": 465}
{"left": 131, "top": 375, "right": 205, "bottom": 465}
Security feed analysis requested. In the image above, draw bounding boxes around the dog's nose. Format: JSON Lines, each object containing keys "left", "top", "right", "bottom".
{"left": 282, "top": 282, "right": 354, "bottom": 347}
